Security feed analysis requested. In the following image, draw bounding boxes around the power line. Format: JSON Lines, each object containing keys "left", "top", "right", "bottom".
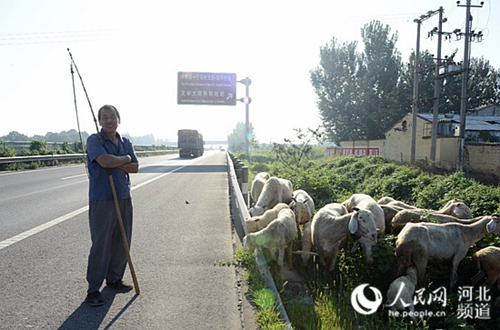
{"left": 0, "top": 29, "right": 118, "bottom": 46}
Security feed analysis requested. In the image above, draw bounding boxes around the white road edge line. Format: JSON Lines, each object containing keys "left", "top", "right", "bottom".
{"left": 0, "top": 158, "right": 200, "bottom": 251}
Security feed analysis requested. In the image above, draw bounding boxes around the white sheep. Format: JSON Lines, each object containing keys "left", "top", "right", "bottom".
{"left": 243, "top": 208, "right": 297, "bottom": 284}
{"left": 249, "top": 177, "right": 293, "bottom": 216}
{"left": 245, "top": 203, "right": 290, "bottom": 233}
{"left": 380, "top": 204, "right": 401, "bottom": 235}
{"left": 250, "top": 172, "right": 270, "bottom": 205}
{"left": 391, "top": 199, "right": 475, "bottom": 235}
{"left": 298, "top": 203, "right": 348, "bottom": 264}
{"left": 378, "top": 197, "right": 416, "bottom": 210}
{"left": 377, "top": 196, "right": 396, "bottom": 205}
{"left": 342, "top": 193, "right": 385, "bottom": 236}
{"left": 386, "top": 266, "right": 418, "bottom": 320}
{"left": 441, "top": 199, "right": 473, "bottom": 218}
{"left": 298, "top": 204, "right": 377, "bottom": 280}
{"left": 395, "top": 215, "right": 500, "bottom": 290}
{"left": 471, "top": 246, "right": 500, "bottom": 289}
{"left": 289, "top": 189, "right": 315, "bottom": 237}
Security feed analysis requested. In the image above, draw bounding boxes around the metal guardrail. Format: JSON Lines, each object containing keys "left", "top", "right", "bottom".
{"left": 226, "top": 151, "right": 292, "bottom": 329}
{"left": 0, "top": 150, "right": 177, "bottom": 165}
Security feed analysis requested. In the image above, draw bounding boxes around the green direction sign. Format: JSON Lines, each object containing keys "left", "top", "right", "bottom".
{"left": 177, "top": 72, "right": 237, "bottom": 106}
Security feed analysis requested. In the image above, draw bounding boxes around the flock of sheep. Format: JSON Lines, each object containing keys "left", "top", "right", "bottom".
{"left": 242, "top": 172, "right": 500, "bottom": 316}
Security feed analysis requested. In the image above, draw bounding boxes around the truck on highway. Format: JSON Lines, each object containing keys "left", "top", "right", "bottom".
{"left": 177, "top": 129, "right": 204, "bottom": 158}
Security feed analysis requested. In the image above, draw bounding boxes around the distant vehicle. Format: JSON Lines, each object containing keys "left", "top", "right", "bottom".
{"left": 177, "top": 129, "right": 204, "bottom": 158}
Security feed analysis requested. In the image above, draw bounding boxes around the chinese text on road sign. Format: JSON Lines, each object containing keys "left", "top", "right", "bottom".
{"left": 177, "top": 72, "right": 236, "bottom": 106}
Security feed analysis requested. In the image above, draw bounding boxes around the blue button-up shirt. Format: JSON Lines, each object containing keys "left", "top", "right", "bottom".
{"left": 87, "top": 130, "right": 138, "bottom": 201}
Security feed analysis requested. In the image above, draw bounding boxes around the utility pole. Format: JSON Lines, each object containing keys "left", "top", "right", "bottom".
{"left": 237, "top": 77, "right": 252, "bottom": 160}
{"left": 456, "top": 0, "right": 484, "bottom": 172}
{"left": 410, "top": 19, "right": 421, "bottom": 165}
{"left": 430, "top": 7, "right": 444, "bottom": 162}
{"left": 411, "top": 10, "right": 439, "bottom": 164}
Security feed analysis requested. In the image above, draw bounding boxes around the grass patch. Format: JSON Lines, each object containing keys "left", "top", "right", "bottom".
{"left": 235, "top": 248, "right": 287, "bottom": 329}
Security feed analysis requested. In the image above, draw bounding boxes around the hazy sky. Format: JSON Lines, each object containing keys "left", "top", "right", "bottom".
{"left": 1, "top": 0, "right": 498, "bottom": 144}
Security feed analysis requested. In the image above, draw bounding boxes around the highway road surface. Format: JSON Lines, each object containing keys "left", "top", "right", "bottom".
{"left": 0, "top": 150, "right": 248, "bottom": 329}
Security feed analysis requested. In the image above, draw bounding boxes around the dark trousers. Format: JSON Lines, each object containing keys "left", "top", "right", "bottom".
{"left": 87, "top": 198, "right": 133, "bottom": 293}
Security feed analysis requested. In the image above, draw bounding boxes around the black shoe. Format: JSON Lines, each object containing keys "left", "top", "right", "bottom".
{"left": 86, "top": 291, "right": 105, "bottom": 307}
{"left": 106, "top": 279, "right": 133, "bottom": 292}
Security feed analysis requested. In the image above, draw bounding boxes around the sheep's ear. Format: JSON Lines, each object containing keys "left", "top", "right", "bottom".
{"left": 487, "top": 220, "right": 497, "bottom": 233}
{"left": 352, "top": 207, "right": 360, "bottom": 212}
{"left": 348, "top": 212, "right": 359, "bottom": 234}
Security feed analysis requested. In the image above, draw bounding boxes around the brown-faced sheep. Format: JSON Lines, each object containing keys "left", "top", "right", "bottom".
{"left": 245, "top": 203, "right": 290, "bottom": 233}
{"left": 471, "top": 246, "right": 500, "bottom": 289}
{"left": 342, "top": 193, "right": 385, "bottom": 236}
{"left": 395, "top": 215, "right": 500, "bottom": 290}
{"left": 249, "top": 177, "right": 293, "bottom": 216}
{"left": 243, "top": 208, "right": 297, "bottom": 284}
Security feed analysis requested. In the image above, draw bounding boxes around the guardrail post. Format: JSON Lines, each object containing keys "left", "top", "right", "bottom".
{"left": 235, "top": 161, "right": 243, "bottom": 190}
{"left": 241, "top": 166, "right": 248, "bottom": 206}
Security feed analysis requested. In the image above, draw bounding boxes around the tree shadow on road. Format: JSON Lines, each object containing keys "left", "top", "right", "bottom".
{"left": 57, "top": 288, "right": 139, "bottom": 330}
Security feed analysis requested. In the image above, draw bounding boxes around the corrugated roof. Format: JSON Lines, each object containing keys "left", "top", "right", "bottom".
{"left": 418, "top": 113, "right": 500, "bottom": 131}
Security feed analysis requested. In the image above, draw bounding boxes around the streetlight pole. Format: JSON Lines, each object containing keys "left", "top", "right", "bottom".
{"left": 237, "top": 77, "right": 252, "bottom": 160}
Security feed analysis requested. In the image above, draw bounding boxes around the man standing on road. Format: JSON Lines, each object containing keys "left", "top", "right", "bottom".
{"left": 85, "top": 105, "right": 139, "bottom": 307}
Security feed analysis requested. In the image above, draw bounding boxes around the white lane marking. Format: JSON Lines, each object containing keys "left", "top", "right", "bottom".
{"left": 0, "top": 157, "right": 202, "bottom": 251}
{"left": 132, "top": 162, "right": 190, "bottom": 190}
{"left": 0, "top": 180, "right": 88, "bottom": 203}
{"left": 61, "top": 174, "right": 87, "bottom": 180}
{"left": 0, "top": 206, "right": 88, "bottom": 251}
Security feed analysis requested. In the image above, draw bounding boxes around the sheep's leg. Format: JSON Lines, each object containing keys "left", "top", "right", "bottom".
{"left": 484, "top": 275, "right": 498, "bottom": 289}
{"left": 276, "top": 247, "right": 285, "bottom": 285}
{"left": 414, "top": 254, "right": 428, "bottom": 287}
{"left": 396, "top": 256, "right": 406, "bottom": 278}
{"left": 450, "top": 254, "right": 466, "bottom": 290}
{"left": 484, "top": 276, "right": 497, "bottom": 288}
{"left": 301, "top": 222, "right": 313, "bottom": 265}
{"left": 296, "top": 221, "right": 302, "bottom": 241}
{"left": 471, "top": 270, "right": 486, "bottom": 286}
{"left": 277, "top": 247, "right": 285, "bottom": 269}
{"left": 328, "top": 246, "right": 340, "bottom": 284}
{"left": 286, "top": 242, "right": 293, "bottom": 271}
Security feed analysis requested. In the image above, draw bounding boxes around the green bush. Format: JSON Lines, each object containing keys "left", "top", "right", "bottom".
{"left": 29, "top": 140, "right": 49, "bottom": 155}
{"left": 0, "top": 145, "right": 16, "bottom": 157}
